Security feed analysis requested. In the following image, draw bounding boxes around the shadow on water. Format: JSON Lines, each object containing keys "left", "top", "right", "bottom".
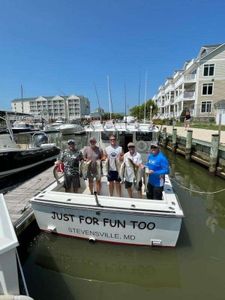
{"left": 21, "top": 227, "right": 182, "bottom": 300}
{"left": 18, "top": 222, "right": 75, "bottom": 300}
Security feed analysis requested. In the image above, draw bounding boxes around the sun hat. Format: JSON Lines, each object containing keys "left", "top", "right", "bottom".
{"left": 127, "top": 142, "right": 135, "bottom": 148}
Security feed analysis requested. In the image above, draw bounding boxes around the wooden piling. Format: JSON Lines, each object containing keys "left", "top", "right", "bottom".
{"left": 172, "top": 128, "right": 177, "bottom": 153}
{"left": 209, "top": 134, "right": 219, "bottom": 174}
{"left": 162, "top": 127, "right": 167, "bottom": 148}
{"left": 185, "top": 130, "right": 193, "bottom": 160}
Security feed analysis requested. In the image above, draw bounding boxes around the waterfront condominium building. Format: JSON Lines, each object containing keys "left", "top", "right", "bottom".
{"left": 153, "top": 43, "right": 225, "bottom": 121}
{"left": 11, "top": 94, "right": 90, "bottom": 121}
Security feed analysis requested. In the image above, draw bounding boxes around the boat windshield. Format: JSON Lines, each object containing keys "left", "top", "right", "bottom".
{"left": 101, "top": 131, "right": 114, "bottom": 141}
{"left": 136, "top": 132, "right": 152, "bottom": 141}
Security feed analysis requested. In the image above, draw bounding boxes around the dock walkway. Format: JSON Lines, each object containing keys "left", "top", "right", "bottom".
{"left": 163, "top": 126, "right": 225, "bottom": 145}
{"left": 4, "top": 166, "right": 56, "bottom": 235}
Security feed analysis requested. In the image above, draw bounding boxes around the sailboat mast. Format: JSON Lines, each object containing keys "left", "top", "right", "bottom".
{"left": 94, "top": 83, "right": 102, "bottom": 122}
{"left": 107, "top": 75, "right": 113, "bottom": 120}
{"left": 144, "top": 71, "right": 148, "bottom": 123}
{"left": 138, "top": 74, "right": 141, "bottom": 120}
{"left": 124, "top": 82, "right": 127, "bottom": 120}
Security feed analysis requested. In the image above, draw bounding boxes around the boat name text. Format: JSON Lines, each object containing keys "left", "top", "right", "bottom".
{"left": 51, "top": 212, "right": 155, "bottom": 230}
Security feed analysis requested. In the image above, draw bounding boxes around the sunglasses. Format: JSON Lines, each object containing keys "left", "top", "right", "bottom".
{"left": 128, "top": 146, "right": 135, "bottom": 148}
{"left": 151, "top": 146, "right": 158, "bottom": 149}
{"left": 110, "top": 139, "right": 116, "bottom": 141}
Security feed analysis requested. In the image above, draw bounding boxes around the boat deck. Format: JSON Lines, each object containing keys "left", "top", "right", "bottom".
{"left": 32, "top": 175, "right": 183, "bottom": 217}
{"left": 3, "top": 165, "right": 183, "bottom": 237}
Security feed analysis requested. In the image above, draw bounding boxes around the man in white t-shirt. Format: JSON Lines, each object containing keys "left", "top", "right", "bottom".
{"left": 104, "top": 134, "right": 124, "bottom": 196}
{"left": 123, "top": 142, "right": 143, "bottom": 198}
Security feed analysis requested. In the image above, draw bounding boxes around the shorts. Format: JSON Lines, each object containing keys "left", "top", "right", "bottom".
{"left": 125, "top": 180, "right": 142, "bottom": 191}
{"left": 146, "top": 183, "right": 163, "bottom": 200}
{"left": 107, "top": 171, "right": 121, "bottom": 182}
{"left": 64, "top": 174, "right": 80, "bottom": 190}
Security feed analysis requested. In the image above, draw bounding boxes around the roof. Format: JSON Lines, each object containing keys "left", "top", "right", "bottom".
{"left": 198, "top": 44, "right": 224, "bottom": 59}
{"left": 12, "top": 95, "right": 89, "bottom": 103}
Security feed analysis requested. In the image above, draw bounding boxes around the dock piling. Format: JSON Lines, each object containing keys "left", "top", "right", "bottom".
{"left": 209, "top": 134, "right": 219, "bottom": 174}
{"left": 185, "top": 130, "right": 193, "bottom": 160}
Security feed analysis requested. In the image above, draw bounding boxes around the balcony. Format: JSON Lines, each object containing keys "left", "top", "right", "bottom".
{"left": 184, "top": 74, "right": 196, "bottom": 82}
{"left": 175, "top": 91, "right": 195, "bottom": 102}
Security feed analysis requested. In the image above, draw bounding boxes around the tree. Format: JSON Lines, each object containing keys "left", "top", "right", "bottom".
{"left": 129, "top": 99, "right": 158, "bottom": 121}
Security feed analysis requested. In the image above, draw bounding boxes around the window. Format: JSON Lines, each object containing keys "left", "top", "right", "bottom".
{"left": 202, "top": 83, "right": 213, "bottom": 95}
{"left": 203, "top": 64, "right": 214, "bottom": 76}
{"left": 136, "top": 132, "right": 152, "bottom": 141}
{"left": 201, "top": 101, "right": 212, "bottom": 113}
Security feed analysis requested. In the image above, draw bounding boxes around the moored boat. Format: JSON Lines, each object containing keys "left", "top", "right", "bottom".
{"left": 30, "top": 174, "right": 183, "bottom": 247}
{"left": 30, "top": 120, "right": 184, "bottom": 247}
{"left": 59, "top": 123, "right": 85, "bottom": 135}
{"left": 0, "top": 115, "right": 60, "bottom": 179}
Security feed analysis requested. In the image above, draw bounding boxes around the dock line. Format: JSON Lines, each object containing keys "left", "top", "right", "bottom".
{"left": 170, "top": 177, "right": 225, "bottom": 194}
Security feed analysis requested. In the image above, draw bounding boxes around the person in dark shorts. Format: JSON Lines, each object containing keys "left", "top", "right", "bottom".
{"left": 145, "top": 142, "right": 169, "bottom": 200}
{"left": 55, "top": 139, "right": 83, "bottom": 193}
{"left": 104, "top": 134, "right": 124, "bottom": 196}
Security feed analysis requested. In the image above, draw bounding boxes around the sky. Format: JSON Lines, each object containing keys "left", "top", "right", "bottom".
{"left": 1, "top": 0, "right": 225, "bottom": 113}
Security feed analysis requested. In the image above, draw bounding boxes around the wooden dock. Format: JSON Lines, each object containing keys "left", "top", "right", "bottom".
{"left": 4, "top": 166, "right": 56, "bottom": 236}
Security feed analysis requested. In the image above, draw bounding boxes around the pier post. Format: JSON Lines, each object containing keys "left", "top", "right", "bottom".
{"left": 162, "top": 127, "right": 167, "bottom": 148}
{"left": 185, "top": 130, "right": 193, "bottom": 160}
{"left": 209, "top": 134, "right": 219, "bottom": 174}
{"left": 172, "top": 128, "right": 177, "bottom": 153}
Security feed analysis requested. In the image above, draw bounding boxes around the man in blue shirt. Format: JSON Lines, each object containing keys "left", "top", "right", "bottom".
{"left": 145, "top": 142, "right": 169, "bottom": 200}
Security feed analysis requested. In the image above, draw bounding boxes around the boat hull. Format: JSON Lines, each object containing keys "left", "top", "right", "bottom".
{"left": 0, "top": 146, "right": 60, "bottom": 179}
{"left": 31, "top": 197, "right": 182, "bottom": 247}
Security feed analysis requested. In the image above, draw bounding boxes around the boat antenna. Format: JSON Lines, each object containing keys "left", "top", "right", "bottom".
{"left": 144, "top": 71, "right": 148, "bottom": 123}
{"left": 93, "top": 82, "right": 102, "bottom": 122}
{"left": 107, "top": 75, "right": 113, "bottom": 120}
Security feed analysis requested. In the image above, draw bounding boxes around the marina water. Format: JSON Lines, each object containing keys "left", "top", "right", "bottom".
{"left": 8, "top": 132, "right": 225, "bottom": 299}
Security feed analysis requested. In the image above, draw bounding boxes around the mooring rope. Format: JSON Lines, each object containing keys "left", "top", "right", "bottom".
{"left": 170, "top": 177, "right": 225, "bottom": 195}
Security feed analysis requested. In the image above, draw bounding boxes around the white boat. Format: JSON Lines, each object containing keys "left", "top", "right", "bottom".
{"left": 43, "top": 119, "right": 64, "bottom": 133}
{"left": 0, "top": 194, "right": 33, "bottom": 299}
{"left": 30, "top": 121, "right": 184, "bottom": 247}
{"left": 59, "top": 123, "right": 85, "bottom": 135}
{"left": 11, "top": 121, "right": 38, "bottom": 133}
{"left": 31, "top": 175, "right": 183, "bottom": 247}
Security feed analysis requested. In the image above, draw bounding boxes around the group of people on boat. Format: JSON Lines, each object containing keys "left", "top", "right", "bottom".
{"left": 55, "top": 134, "right": 169, "bottom": 200}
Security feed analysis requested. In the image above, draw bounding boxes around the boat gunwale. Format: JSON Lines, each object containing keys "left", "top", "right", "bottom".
{"left": 30, "top": 196, "right": 184, "bottom": 218}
